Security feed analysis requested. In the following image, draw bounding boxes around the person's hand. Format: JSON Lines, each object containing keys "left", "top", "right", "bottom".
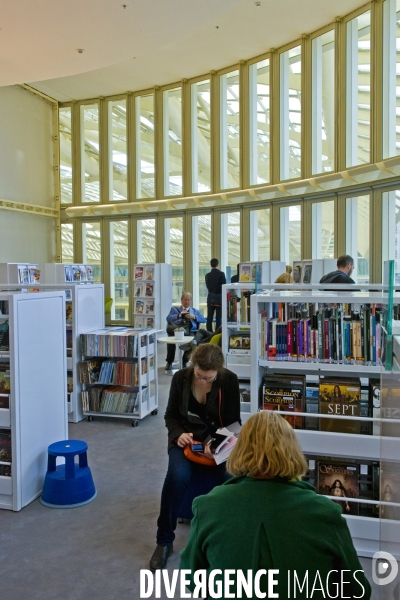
{"left": 203, "top": 443, "right": 214, "bottom": 459}
{"left": 184, "top": 313, "right": 195, "bottom": 320}
{"left": 176, "top": 433, "right": 193, "bottom": 447}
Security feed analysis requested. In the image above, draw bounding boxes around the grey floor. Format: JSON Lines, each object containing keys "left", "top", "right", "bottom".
{"left": 0, "top": 348, "right": 394, "bottom": 600}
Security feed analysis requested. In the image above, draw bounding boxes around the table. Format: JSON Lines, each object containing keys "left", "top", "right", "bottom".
{"left": 158, "top": 335, "right": 194, "bottom": 373}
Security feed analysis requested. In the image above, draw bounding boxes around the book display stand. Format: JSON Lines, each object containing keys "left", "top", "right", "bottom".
{"left": 249, "top": 288, "right": 400, "bottom": 557}
{"left": 0, "top": 263, "right": 41, "bottom": 285}
{"left": 133, "top": 263, "right": 172, "bottom": 334}
{"left": 0, "top": 291, "right": 68, "bottom": 511}
{"left": 80, "top": 328, "right": 158, "bottom": 426}
{"left": 237, "top": 261, "right": 285, "bottom": 284}
{"left": 40, "top": 263, "right": 95, "bottom": 284}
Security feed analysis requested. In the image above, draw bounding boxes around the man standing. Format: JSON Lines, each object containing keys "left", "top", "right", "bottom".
{"left": 319, "top": 255, "right": 355, "bottom": 284}
{"left": 205, "top": 258, "right": 226, "bottom": 331}
{"left": 165, "top": 292, "right": 206, "bottom": 370}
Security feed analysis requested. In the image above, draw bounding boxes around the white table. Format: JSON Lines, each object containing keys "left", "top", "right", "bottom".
{"left": 158, "top": 335, "right": 194, "bottom": 373}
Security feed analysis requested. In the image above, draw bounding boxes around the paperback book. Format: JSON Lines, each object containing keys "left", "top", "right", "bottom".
{"left": 0, "top": 429, "right": 12, "bottom": 463}
{"left": 319, "top": 378, "right": 361, "bottom": 434}
{"left": 317, "top": 460, "right": 359, "bottom": 515}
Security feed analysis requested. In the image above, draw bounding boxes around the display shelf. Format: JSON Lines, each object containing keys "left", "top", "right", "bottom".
{"left": 40, "top": 263, "right": 95, "bottom": 284}
{"left": 0, "top": 290, "right": 68, "bottom": 511}
{"left": 80, "top": 328, "right": 158, "bottom": 426}
{"left": 133, "top": 263, "right": 172, "bottom": 334}
{"left": 0, "top": 263, "right": 41, "bottom": 285}
{"left": 250, "top": 287, "right": 400, "bottom": 556}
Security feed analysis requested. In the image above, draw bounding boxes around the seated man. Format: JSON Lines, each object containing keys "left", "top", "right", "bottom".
{"left": 165, "top": 292, "right": 206, "bottom": 370}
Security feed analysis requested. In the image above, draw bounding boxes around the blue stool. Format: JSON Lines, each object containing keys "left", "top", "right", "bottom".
{"left": 40, "top": 440, "right": 97, "bottom": 508}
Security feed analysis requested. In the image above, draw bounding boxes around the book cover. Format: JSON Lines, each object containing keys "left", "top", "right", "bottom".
{"left": 86, "top": 265, "right": 94, "bottom": 281}
{"left": 134, "top": 266, "right": 144, "bottom": 280}
{"left": 380, "top": 462, "right": 400, "bottom": 520}
{"left": 319, "top": 379, "right": 361, "bottom": 434}
{"left": 79, "top": 265, "right": 87, "bottom": 281}
{"left": 317, "top": 460, "right": 359, "bottom": 515}
{"left": 134, "top": 282, "right": 145, "bottom": 297}
{"left": 303, "top": 264, "right": 312, "bottom": 284}
{"left": 28, "top": 266, "right": 41, "bottom": 283}
{"left": 134, "top": 315, "right": 146, "bottom": 328}
{"left": 238, "top": 380, "right": 251, "bottom": 404}
{"left": 144, "top": 265, "right": 154, "bottom": 280}
{"left": 0, "top": 429, "right": 12, "bottom": 462}
{"left": 72, "top": 265, "right": 81, "bottom": 281}
{"left": 293, "top": 265, "right": 302, "bottom": 284}
{"left": 64, "top": 265, "right": 73, "bottom": 282}
{"left": 145, "top": 299, "right": 155, "bottom": 314}
{"left": 66, "top": 303, "right": 73, "bottom": 324}
{"left": 0, "top": 370, "right": 10, "bottom": 394}
{"left": 146, "top": 316, "right": 155, "bottom": 329}
{"left": 239, "top": 265, "right": 251, "bottom": 282}
{"left": 262, "top": 378, "right": 304, "bottom": 429}
{"left": 145, "top": 283, "right": 154, "bottom": 297}
{"left": 0, "top": 464, "right": 11, "bottom": 476}
{"left": 135, "top": 299, "right": 145, "bottom": 314}
{"left": 369, "top": 379, "right": 381, "bottom": 436}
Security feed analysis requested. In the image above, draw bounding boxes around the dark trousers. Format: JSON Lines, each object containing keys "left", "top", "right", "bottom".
{"left": 206, "top": 304, "right": 222, "bottom": 332}
{"left": 156, "top": 446, "right": 229, "bottom": 545}
{"left": 166, "top": 323, "right": 192, "bottom": 364}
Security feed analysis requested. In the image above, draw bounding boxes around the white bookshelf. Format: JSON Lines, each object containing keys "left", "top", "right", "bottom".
{"left": 293, "top": 259, "right": 337, "bottom": 284}
{"left": 249, "top": 288, "right": 400, "bottom": 557}
{"left": 133, "top": 263, "right": 172, "bottom": 334}
{"left": 40, "top": 263, "right": 95, "bottom": 284}
{"left": 0, "top": 291, "right": 68, "bottom": 511}
{"left": 80, "top": 328, "right": 158, "bottom": 426}
{"left": 0, "top": 263, "right": 41, "bottom": 285}
{"left": 237, "top": 261, "right": 285, "bottom": 284}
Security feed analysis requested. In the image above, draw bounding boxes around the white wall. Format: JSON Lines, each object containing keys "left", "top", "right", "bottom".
{"left": 0, "top": 85, "right": 56, "bottom": 262}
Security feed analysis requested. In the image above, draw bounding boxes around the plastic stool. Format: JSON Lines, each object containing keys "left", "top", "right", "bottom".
{"left": 40, "top": 440, "right": 97, "bottom": 508}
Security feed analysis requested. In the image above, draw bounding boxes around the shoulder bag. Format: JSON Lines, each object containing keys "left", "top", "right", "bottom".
{"left": 183, "top": 390, "right": 223, "bottom": 467}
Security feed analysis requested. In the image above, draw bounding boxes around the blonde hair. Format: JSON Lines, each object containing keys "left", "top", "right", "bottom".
{"left": 275, "top": 265, "right": 294, "bottom": 284}
{"left": 227, "top": 411, "right": 308, "bottom": 480}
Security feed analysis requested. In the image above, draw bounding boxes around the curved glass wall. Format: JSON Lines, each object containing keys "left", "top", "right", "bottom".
{"left": 249, "top": 58, "right": 270, "bottom": 185}
{"left": 220, "top": 70, "right": 240, "bottom": 190}
{"left": 136, "top": 93, "right": 155, "bottom": 199}
{"left": 108, "top": 99, "right": 127, "bottom": 201}
{"left": 312, "top": 30, "right": 335, "bottom": 174}
{"left": 81, "top": 103, "right": 100, "bottom": 203}
{"left": 163, "top": 86, "right": 183, "bottom": 196}
{"left": 191, "top": 79, "right": 211, "bottom": 193}
{"left": 280, "top": 45, "right": 302, "bottom": 181}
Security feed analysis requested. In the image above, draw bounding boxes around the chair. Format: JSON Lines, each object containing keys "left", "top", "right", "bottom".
{"left": 40, "top": 440, "right": 97, "bottom": 508}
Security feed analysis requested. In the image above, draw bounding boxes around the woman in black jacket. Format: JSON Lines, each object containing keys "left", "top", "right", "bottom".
{"left": 150, "top": 344, "right": 240, "bottom": 571}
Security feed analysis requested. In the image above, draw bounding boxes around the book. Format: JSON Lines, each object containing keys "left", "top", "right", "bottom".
{"left": 0, "top": 429, "right": 12, "bottom": 462}
{"left": 28, "top": 266, "right": 41, "bottom": 283}
{"left": 317, "top": 460, "right": 359, "bottom": 515}
{"left": 134, "top": 282, "right": 145, "bottom": 297}
{"left": 64, "top": 265, "right": 73, "bottom": 282}
{"left": 262, "top": 374, "right": 305, "bottom": 429}
{"left": 380, "top": 462, "right": 400, "bottom": 520}
{"left": 369, "top": 379, "right": 380, "bottom": 436}
{"left": 134, "top": 266, "right": 144, "bottom": 280}
{"left": 303, "top": 263, "right": 312, "bottom": 284}
{"left": 238, "top": 380, "right": 251, "bottom": 404}
{"left": 79, "top": 360, "right": 103, "bottom": 384}
{"left": 211, "top": 424, "right": 241, "bottom": 465}
{"left": 293, "top": 265, "right": 302, "bottom": 284}
{"left": 135, "top": 299, "right": 145, "bottom": 314}
{"left": 228, "top": 335, "right": 251, "bottom": 354}
{"left": 0, "top": 320, "right": 9, "bottom": 350}
{"left": 86, "top": 265, "right": 94, "bottom": 281}
{"left": 144, "top": 265, "right": 154, "bottom": 280}
{"left": 145, "top": 299, "right": 155, "bottom": 314}
{"left": 66, "top": 302, "right": 73, "bottom": 324}
{"left": 319, "top": 378, "right": 361, "bottom": 434}
{"left": 79, "top": 265, "right": 87, "bottom": 281}
{"left": 0, "top": 368, "right": 10, "bottom": 394}
{"left": 239, "top": 265, "right": 251, "bottom": 282}
{"left": 145, "top": 283, "right": 154, "bottom": 297}
{"left": 72, "top": 265, "right": 81, "bottom": 281}
{"left": 146, "top": 317, "right": 155, "bottom": 329}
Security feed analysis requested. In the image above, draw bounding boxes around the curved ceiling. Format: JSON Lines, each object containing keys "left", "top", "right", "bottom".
{"left": 1, "top": 0, "right": 368, "bottom": 101}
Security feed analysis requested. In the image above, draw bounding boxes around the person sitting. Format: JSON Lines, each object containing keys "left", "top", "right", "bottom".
{"left": 150, "top": 344, "right": 240, "bottom": 571}
{"left": 275, "top": 265, "right": 294, "bottom": 284}
{"left": 320, "top": 255, "right": 355, "bottom": 284}
{"left": 165, "top": 292, "right": 206, "bottom": 370}
{"left": 180, "top": 410, "right": 371, "bottom": 599}
{"left": 230, "top": 263, "right": 240, "bottom": 283}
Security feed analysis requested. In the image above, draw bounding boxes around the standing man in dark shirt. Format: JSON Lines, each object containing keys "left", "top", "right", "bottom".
{"left": 205, "top": 258, "right": 226, "bottom": 331}
{"left": 319, "top": 255, "right": 356, "bottom": 284}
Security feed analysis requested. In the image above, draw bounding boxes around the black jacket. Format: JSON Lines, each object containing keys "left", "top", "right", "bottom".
{"left": 320, "top": 270, "right": 355, "bottom": 284}
{"left": 205, "top": 268, "right": 226, "bottom": 295}
{"left": 164, "top": 367, "right": 240, "bottom": 450}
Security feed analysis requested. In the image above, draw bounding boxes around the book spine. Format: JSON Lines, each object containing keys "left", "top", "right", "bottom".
{"left": 287, "top": 320, "right": 293, "bottom": 361}
{"left": 317, "top": 314, "right": 323, "bottom": 362}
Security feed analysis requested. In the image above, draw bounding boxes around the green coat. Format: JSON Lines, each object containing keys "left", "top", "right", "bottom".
{"left": 180, "top": 476, "right": 371, "bottom": 599}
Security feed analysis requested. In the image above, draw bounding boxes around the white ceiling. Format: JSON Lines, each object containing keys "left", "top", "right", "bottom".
{"left": 1, "top": 0, "right": 368, "bottom": 102}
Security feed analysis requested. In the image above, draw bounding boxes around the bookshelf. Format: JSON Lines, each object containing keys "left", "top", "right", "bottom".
{"left": 80, "top": 328, "right": 158, "bottom": 426}
{"left": 133, "top": 263, "right": 172, "bottom": 334}
{"left": 40, "top": 263, "right": 95, "bottom": 284}
{"left": 0, "top": 291, "right": 68, "bottom": 511}
{"left": 250, "top": 289, "right": 400, "bottom": 558}
{"left": 237, "top": 261, "right": 285, "bottom": 284}
{"left": 0, "top": 263, "right": 41, "bottom": 285}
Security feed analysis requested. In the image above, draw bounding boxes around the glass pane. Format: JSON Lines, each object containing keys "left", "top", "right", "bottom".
{"left": 280, "top": 45, "right": 302, "bottom": 180}
{"left": 81, "top": 103, "right": 100, "bottom": 203}
{"left": 220, "top": 70, "right": 240, "bottom": 190}
{"left": 110, "top": 221, "right": 129, "bottom": 322}
{"left": 191, "top": 79, "right": 211, "bottom": 193}
{"left": 346, "top": 11, "right": 371, "bottom": 167}
{"left": 250, "top": 208, "right": 271, "bottom": 261}
{"left": 164, "top": 87, "right": 183, "bottom": 196}
{"left": 137, "top": 219, "right": 156, "bottom": 263}
{"left": 136, "top": 94, "right": 155, "bottom": 199}
{"left": 280, "top": 204, "right": 301, "bottom": 265}
{"left": 249, "top": 59, "right": 270, "bottom": 185}
{"left": 59, "top": 107, "right": 72, "bottom": 205}
{"left": 383, "top": 0, "right": 400, "bottom": 158}
{"left": 221, "top": 212, "right": 241, "bottom": 279}
{"left": 108, "top": 99, "right": 127, "bottom": 201}
{"left": 61, "top": 223, "right": 74, "bottom": 262}
{"left": 346, "top": 195, "right": 370, "bottom": 283}
{"left": 82, "top": 222, "right": 101, "bottom": 282}
{"left": 192, "top": 214, "right": 211, "bottom": 315}
{"left": 382, "top": 189, "right": 400, "bottom": 282}
{"left": 312, "top": 30, "right": 335, "bottom": 173}
{"left": 311, "top": 200, "right": 335, "bottom": 259}
{"left": 165, "top": 217, "right": 184, "bottom": 304}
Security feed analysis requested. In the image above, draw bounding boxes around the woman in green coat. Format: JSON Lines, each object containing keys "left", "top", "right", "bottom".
{"left": 180, "top": 411, "right": 371, "bottom": 599}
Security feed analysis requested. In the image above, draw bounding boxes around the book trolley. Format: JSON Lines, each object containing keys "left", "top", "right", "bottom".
{"left": 0, "top": 291, "right": 68, "bottom": 511}
{"left": 249, "top": 287, "right": 400, "bottom": 558}
{"left": 80, "top": 327, "right": 158, "bottom": 427}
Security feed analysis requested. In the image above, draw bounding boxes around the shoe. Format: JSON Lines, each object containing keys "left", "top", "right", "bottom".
{"left": 150, "top": 544, "right": 173, "bottom": 571}
{"left": 165, "top": 362, "right": 173, "bottom": 370}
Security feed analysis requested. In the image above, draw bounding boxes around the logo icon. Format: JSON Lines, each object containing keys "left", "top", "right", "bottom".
{"left": 372, "top": 551, "right": 399, "bottom": 586}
